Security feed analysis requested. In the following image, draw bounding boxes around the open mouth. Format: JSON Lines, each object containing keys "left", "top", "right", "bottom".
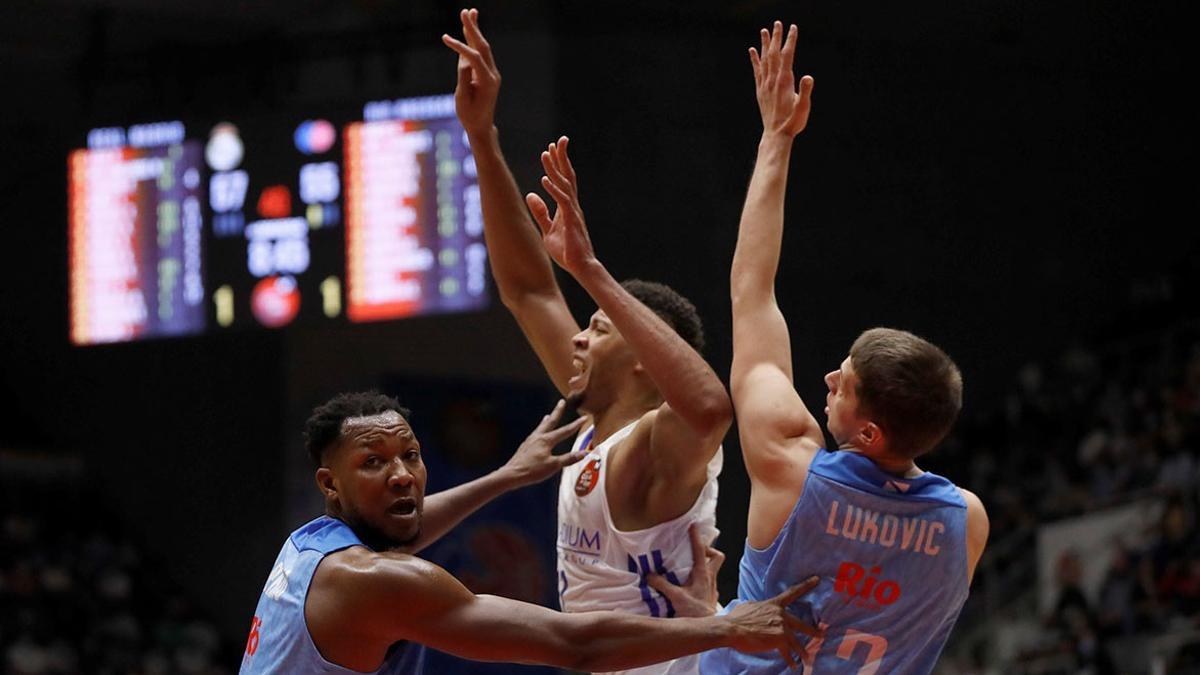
{"left": 388, "top": 499, "right": 417, "bottom": 516}
{"left": 569, "top": 357, "right": 587, "bottom": 388}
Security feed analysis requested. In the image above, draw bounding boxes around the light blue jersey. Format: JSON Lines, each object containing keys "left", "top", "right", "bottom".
{"left": 240, "top": 516, "right": 426, "bottom": 674}
{"left": 701, "top": 449, "right": 969, "bottom": 675}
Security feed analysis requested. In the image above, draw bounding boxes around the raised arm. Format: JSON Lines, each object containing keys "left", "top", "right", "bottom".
{"left": 443, "top": 9, "right": 579, "bottom": 395}
{"left": 313, "top": 548, "right": 821, "bottom": 672}
{"left": 407, "top": 401, "right": 586, "bottom": 553}
{"left": 730, "top": 23, "right": 825, "bottom": 548}
{"left": 526, "top": 138, "right": 732, "bottom": 489}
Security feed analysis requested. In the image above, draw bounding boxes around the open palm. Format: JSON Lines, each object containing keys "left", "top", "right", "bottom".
{"left": 751, "top": 22, "right": 814, "bottom": 138}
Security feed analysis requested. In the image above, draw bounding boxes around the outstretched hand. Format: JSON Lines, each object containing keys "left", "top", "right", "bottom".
{"left": 442, "top": 8, "right": 500, "bottom": 135}
{"left": 525, "top": 136, "right": 597, "bottom": 277}
{"left": 500, "top": 399, "right": 588, "bottom": 488}
{"left": 750, "top": 21, "right": 814, "bottom": 138}
{"left": 645, "top": 524, "right": 725, "bottom": 618}
{"left": 724, "top": 576, "right": 823, "bottom": 669}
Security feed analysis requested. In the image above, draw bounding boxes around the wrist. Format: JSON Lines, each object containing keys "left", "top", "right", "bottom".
{"left": 572, "top": 257, "right": 610, "bottom": 288}
{"left": 758, "top": 131, "right": 795, "bottom": 154}
{"left": 709, "top": 615, "right": 739, "bottom": 647}
{"left": 490, "top": 464, "right": 527, "bottom": 492}
{"left": 466, "top": 124, "right": 500, "bottom": 147}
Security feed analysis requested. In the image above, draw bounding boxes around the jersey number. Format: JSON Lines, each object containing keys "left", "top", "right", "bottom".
{"left": 627, "top": 549, "right": 681, "bottom": 617}
{"left": 244, "top": 615, "right": 262, "bottom": 657}
{"left": 803, "top": 626, "right": 888, "bottom": 675}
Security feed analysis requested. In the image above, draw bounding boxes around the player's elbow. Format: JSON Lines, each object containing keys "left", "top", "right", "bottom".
{"left": 693, "top": 395, "right": 734, "bottom": 440}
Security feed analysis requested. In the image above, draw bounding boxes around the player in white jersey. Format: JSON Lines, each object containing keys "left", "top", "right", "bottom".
{"left": 443, "top": 9, "right": 737, "bottom": 673}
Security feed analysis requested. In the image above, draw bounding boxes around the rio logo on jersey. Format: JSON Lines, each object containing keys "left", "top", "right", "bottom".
{"left": 575, "top": 458, "right": 601, "bottom": 496}
{"left": 834, "top": 561, "right": 902, "bottom": 611}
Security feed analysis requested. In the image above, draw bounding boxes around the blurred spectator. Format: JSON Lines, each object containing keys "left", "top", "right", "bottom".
{"left": 0, "top": 481, "right": 233, "bottom": 674}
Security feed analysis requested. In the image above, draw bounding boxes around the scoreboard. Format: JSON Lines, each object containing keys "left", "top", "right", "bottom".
{"left": 67, "top": 95, "right": 487, "bottom": 345}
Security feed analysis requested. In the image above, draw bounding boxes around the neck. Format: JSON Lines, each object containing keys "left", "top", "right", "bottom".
{"left": 325, "top": 508, "right": 410, "bottom": 553}
{"left": 840, "top": 445, "right": 922, "bottom": 478}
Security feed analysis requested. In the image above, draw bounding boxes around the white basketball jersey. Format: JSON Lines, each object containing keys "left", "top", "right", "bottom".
{"left": 556, "top": 420, "right": 722, "bottom": 675}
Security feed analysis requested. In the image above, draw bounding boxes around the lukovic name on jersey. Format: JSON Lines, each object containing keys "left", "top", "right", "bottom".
{"left": 823, "top": 499, "right": 948, "bottom": 557}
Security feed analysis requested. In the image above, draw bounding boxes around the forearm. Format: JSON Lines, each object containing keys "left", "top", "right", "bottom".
{"left": 408, "top": 469, "right": 520, "bottom": 553}
{"left": 468, "top": 126, "right": 560, "bottom": 302}
{"left": 567, "top": 609, "right": 732, "bottom": 672}
{"left": 730, "top": 133, "right": 795, "bottom": 309}
{"left": 576, "top": 261, "right": 731, "bottom": 432}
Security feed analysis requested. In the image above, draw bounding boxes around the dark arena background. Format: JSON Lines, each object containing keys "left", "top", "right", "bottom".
{"left": 1, "top": 1, "right": 1196, "bottom": 673}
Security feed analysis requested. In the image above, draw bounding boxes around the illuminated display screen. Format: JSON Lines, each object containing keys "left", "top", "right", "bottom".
{"left": 67, "top": 95, "right": 487, "bottom": 345}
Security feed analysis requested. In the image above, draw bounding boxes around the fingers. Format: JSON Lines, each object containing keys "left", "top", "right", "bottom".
{"left": 785, "top": 628, "right": 806, "bottom": 666}
{"left": 442, "top": 34, "right": 488, "bottom": 74}
{"left": 543, "top": 398, "right": 567, "bottom": 426}
{"left": 548, "top": 415, "right": 587, "bottom": 443}
{"left": 540, "top": 148, "right": 570, "bottom": 193}
{"left": 776, "top": 576, "right": 820, "bottom": 606}
{"left": 771, "top": 21, "right": 783, "bottom": 52}
{"left": 799, "top": 74, "right": 815, "bottom": 100}
{"left": 645, "top": 573, "right": 680, "bottom": 599}
{"left": 749, "top": 47, "right": 762, "bottom": 84}
{"left": 460, "top": 8, "right": 497, "bottom": 69}
{"left": 557, "top": 446, "right": 589, "bottom": 467}
{"left": 784, "top": 613, "right": 822, "bottom": 638}
{"left": 781, "top": 24, "right": 798, "bottom": 73}
{"left": 707, "top": 546, "right": 727, "bottom": 577}
{"left": 539, "top": 175, "right": 572, "bottom": 211}
{"left": 777, "top": 646, "right": 798, "bottom": 671}
{"left": 554, "top": 136, "right": 578, "bottom": 187}
{"left": 525, "top": 192, "right": 553, "bottom": 235}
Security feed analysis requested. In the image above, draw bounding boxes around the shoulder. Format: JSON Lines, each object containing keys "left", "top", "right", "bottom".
{"left": 957, "top": 487, "right": 988, "bottom": 520}
{"left": 957, "top": 488, "right": 990, "bottom": 547}
{"left": 315, "top": 546, "right": 444, "bottom": 592}
{"left": 310, "top": 547, "right": 468, "bottom": 641}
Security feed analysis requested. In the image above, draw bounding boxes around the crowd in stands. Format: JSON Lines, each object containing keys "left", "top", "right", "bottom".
{"left": 929, "top": 258, "right": 1200, "bottom": 673}
{"left": 0, "top": 464, "right": 232, "bottom": 675}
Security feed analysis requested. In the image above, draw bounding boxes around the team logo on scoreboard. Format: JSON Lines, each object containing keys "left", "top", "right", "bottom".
{"left": 574, "top": 457, "right": 602, "bottom": 497}
{"left": 252, "top": 276, "right": 301, "bottom": 328}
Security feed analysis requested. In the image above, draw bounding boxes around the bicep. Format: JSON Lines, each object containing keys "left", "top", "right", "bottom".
{"left": 507, "top": 291, "right": 581, "bottom": 395}
{"left": 731, "top": 291, "right": 794, "bottom": 382}
{"left": 731, "top": 362, "right": 823, "bottom": 477}
{"left": 732, "top": 364, "right": 823, "bottom": 548}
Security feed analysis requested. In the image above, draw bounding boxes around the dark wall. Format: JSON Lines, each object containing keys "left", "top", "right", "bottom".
{"left": 0, "top": 0, "right": 1194, "bottom": 643}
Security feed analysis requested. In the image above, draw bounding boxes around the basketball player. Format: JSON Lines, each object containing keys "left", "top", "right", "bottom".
{"left": 240, "top": 392, "right": 820, "bottom": 674}
{"left": 443, "top": 11, "right": 734, "bottom": 673}
{"left": 699, "top": 22, "right": 990, "bottom": 674}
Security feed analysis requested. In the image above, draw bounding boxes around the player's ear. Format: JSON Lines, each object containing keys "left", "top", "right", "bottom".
{"left": 315, "top": 467, "right": 338, "bottom": 500}
{"left": 858, "top": 421, "right": 884, "bottom": 452}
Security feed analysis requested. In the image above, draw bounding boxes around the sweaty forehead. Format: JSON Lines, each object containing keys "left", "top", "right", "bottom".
{"left": 339, "top": 411, "right": 414, "bottom": 444}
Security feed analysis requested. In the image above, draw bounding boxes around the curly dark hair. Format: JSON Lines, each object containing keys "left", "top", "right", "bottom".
{"left": 620, "top": 279, "right": 705, "bottom": 353}
{"left": 304, "top": 391, "right": 411, "bottom": 467}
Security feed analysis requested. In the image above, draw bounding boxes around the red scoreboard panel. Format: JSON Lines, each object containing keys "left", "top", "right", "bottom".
{"left": 67, "top": 95, "right": 487, "bottom": 345}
